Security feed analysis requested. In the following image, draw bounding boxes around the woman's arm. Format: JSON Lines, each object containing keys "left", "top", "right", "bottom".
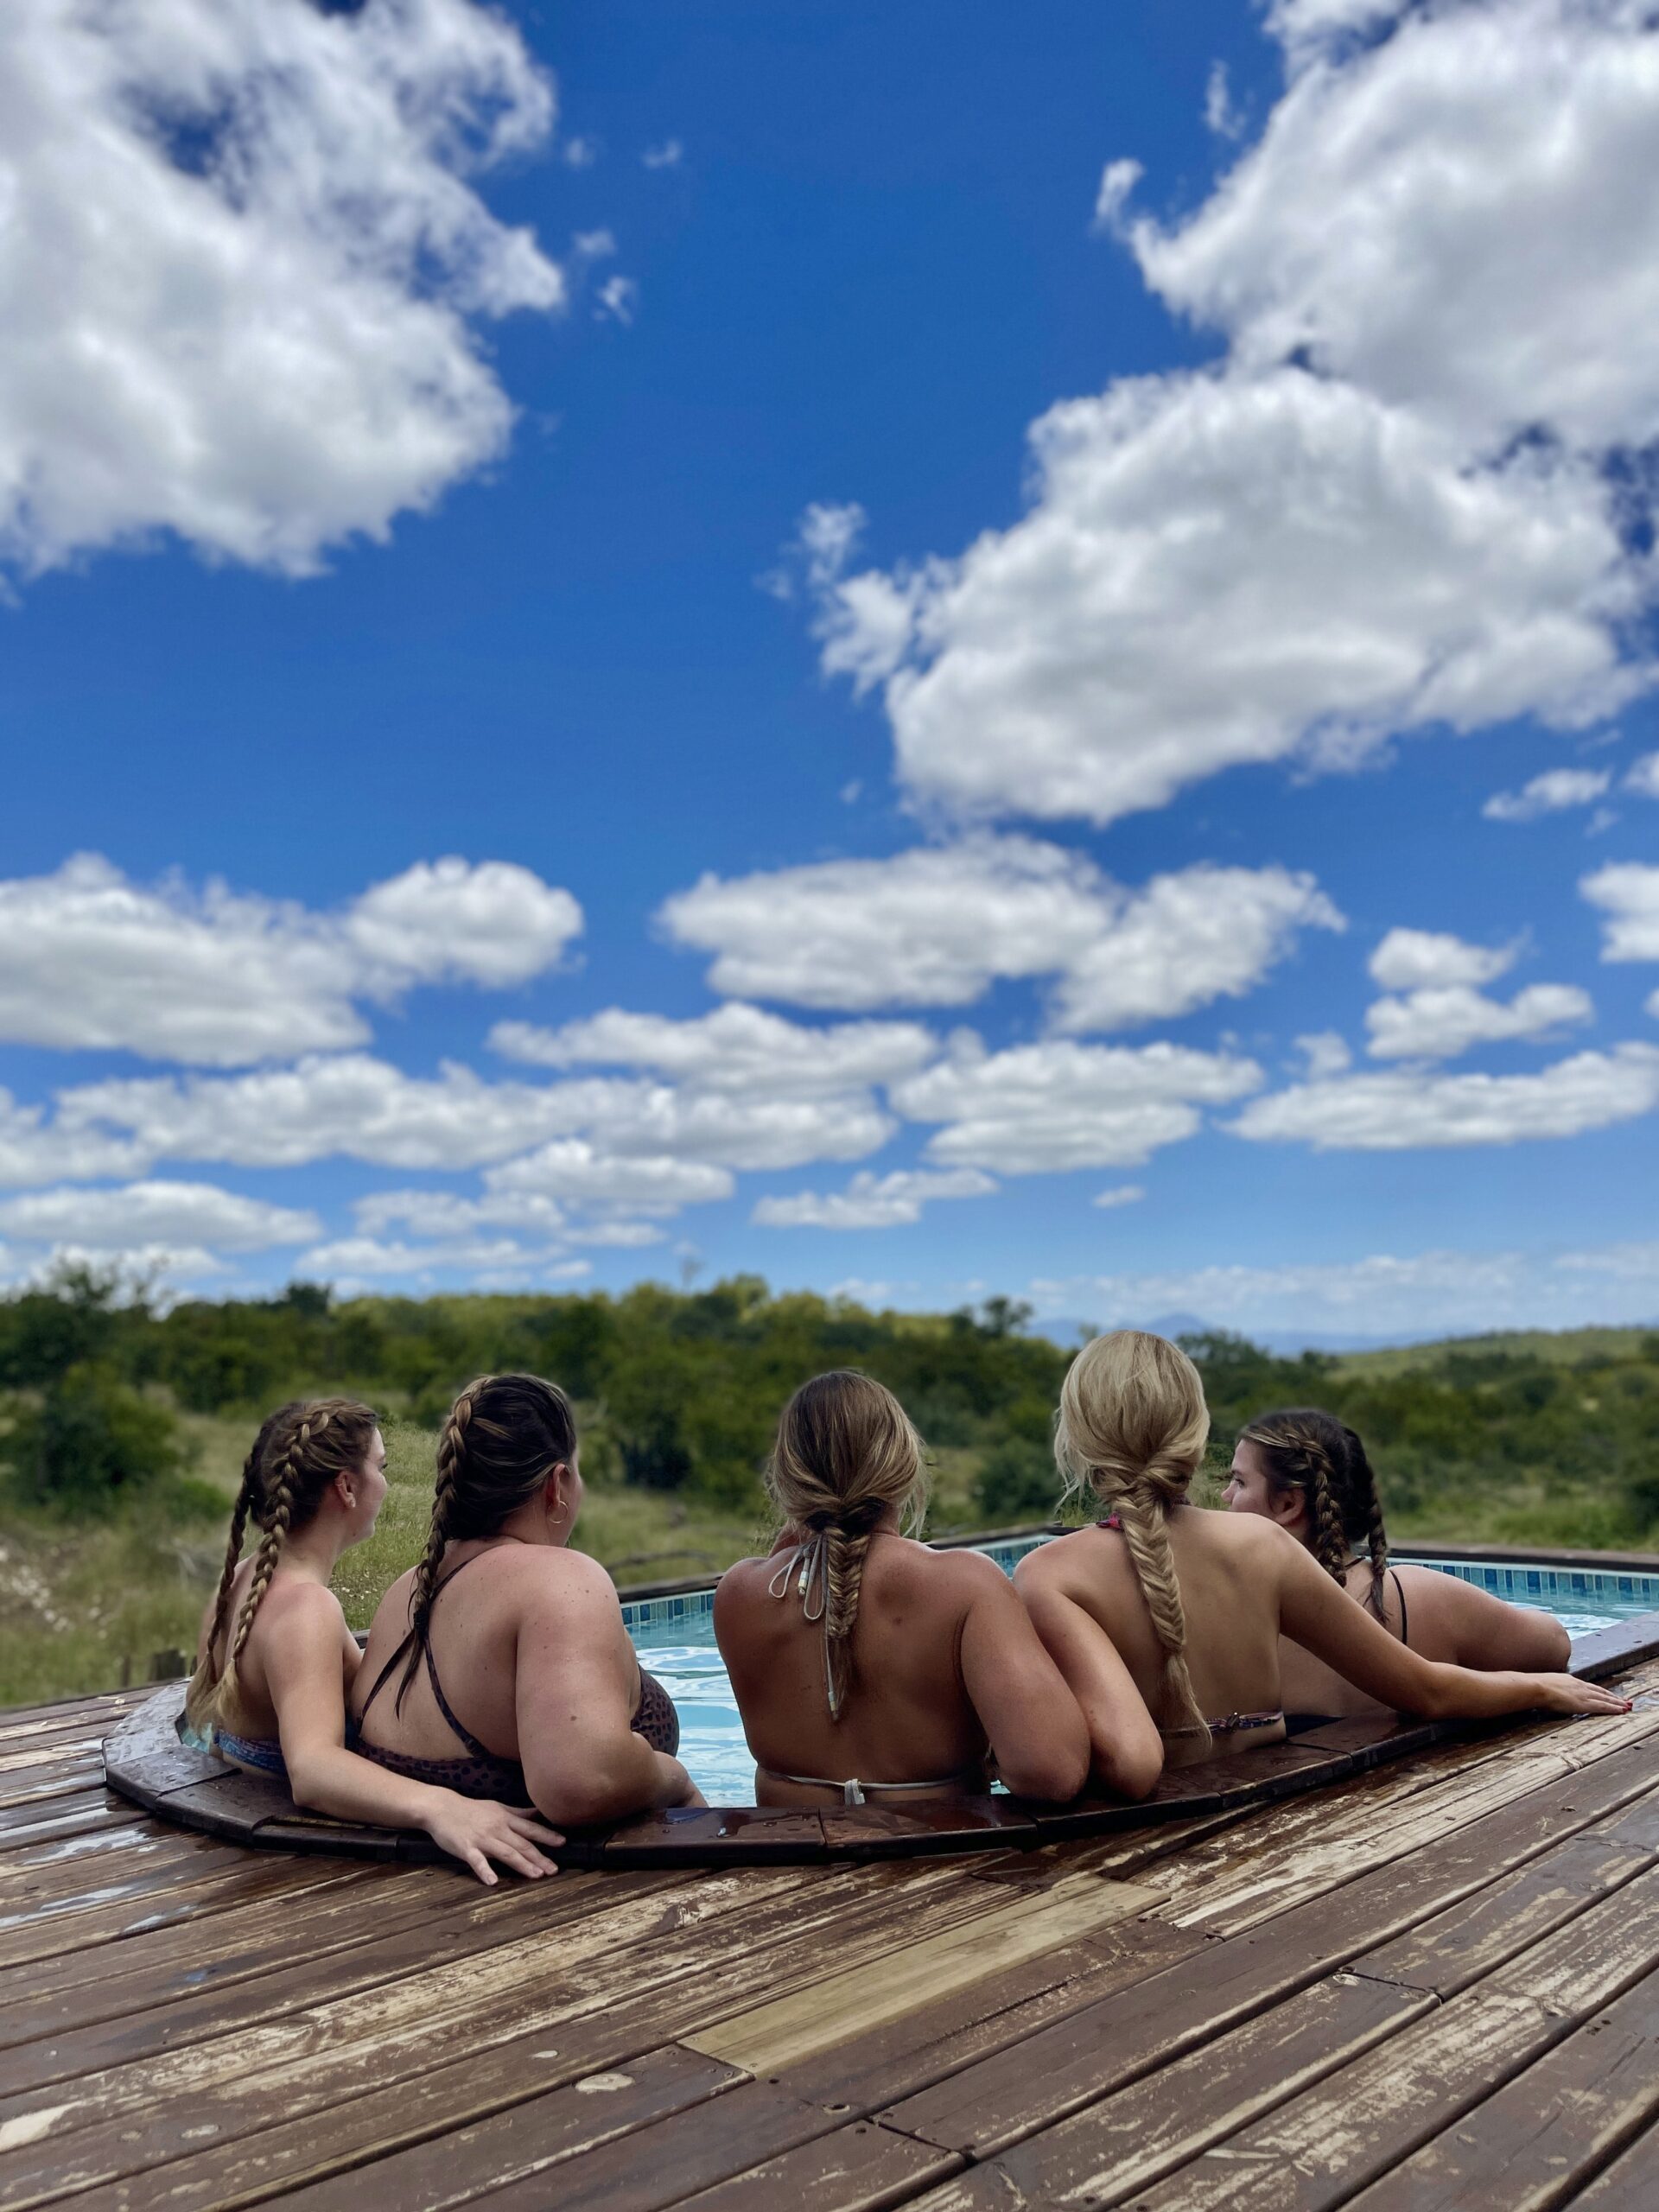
{"left": 957, "top": 1559, "right": 1095, "bottom": 1802}
{"left": 517, "top": 1556, "right": 702, "bottom": 1825}
{"left": 1273, "top": 1534, "right": 1627, "bottom": 1721}
{"left": 260, "top": 1586, "right": 563, "bottom": 1885}
{"left": 1407, "top": 1569, "right": 1572, "bottom": 1671}
{"left": 1011, "top": 1555, "right": 1162, "bottom": 1799}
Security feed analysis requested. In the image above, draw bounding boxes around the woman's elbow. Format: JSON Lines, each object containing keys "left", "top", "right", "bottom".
{"left": 1099, "top": 1733, "right": 1162, "bottom": 1802}
{"left": 285, "top": 1757, "right": 335, "bottom": 1814}
{"left": 1005, "top": 1739, "right": 1090, "bottom": 1803}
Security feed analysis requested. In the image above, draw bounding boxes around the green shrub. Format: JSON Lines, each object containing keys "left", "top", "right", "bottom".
{"left": 2, "top": 1363, "right": 194, "bottom": 1510}
{"left": 974, "top": 1437, "right": 1059, "bottom": 1524}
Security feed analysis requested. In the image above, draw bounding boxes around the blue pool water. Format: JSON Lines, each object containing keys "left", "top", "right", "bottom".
{"left": 626, "top": 1541, "right": 1659, "bottom": 1804}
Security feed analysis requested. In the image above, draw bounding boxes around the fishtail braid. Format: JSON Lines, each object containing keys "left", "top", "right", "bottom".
{"left": 766, "top": 1372, "right": 927, "bottom": 1720}
{"left": 1113, "top": 1475, "right": 1211, "bottom": 1750}
{"left": 1057, "top": 1333, "right": 1213, "bottom": 1745}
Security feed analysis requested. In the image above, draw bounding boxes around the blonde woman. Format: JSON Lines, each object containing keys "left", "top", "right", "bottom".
{"left": 1015, "top": 1332, "right": 1629, "bottom": 1769}
{"left": 715, "top": 1370, "right": 1144, "bottom": 1806}
{"left": 188, "top": 1399, "right": 560, "bottom": 1884}
{"left": 353, "top": 1375, "right": 702, "bottom": 1827}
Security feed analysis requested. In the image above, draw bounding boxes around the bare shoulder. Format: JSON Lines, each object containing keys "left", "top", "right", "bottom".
{"left": 714, "top": 1554, "right": 777, "bottom": 1616}
{"left": 1013, "top": 1527, "right": 1102, "bottom": 1595}
{"left": 518, "top": 1544, "right": 621, "bottom": 1613}
{"left": 261, "top": 1576, "right": 346, "bottom": 1632}
{"left": 1205, "top": 1510, "right": 1299, "bottom": 1564}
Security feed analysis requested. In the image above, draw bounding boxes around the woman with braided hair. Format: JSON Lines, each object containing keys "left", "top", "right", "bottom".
{"left": 1016, "top": 1333, "right": 1626, "bottom": 1771}
{"left": 353, "top": 1375, "right": 702, "bottom": 1827}
{"left": 188, "top": 1400, "right": 561, "bottom": 1885}
{"left": 1225, "top": 1407, "right": 1569, "bottom": 1720}
{"left": 715, "top": 1371, "right": 1110, "bottom": 1806}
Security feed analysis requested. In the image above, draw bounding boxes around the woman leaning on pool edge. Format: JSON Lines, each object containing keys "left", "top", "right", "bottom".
{"left": 1224, "top": 1405, "right": 1571, "bottom": 1719}
{"left": 188, "top": 1398, "right": 559, "bottom": 1884}
{"left": 1014, "top": 1331, "right": 1628, "bottom": 1771}
{"left": 715, "top": 1369, "right": 1155, "bottom": 1806}
{"left": 352, "top": 1373, "right": 703, "bottom": 1828}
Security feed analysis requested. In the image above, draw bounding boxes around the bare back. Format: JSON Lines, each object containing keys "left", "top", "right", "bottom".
{"left": 194, "top": 1560, "right": 358, "bottom": 1745}
{"left": 715, "top": 1532, "right": 1089, "bottom": 1805}
{"left": 353, "top": 1541, "right": 644, "bottom": 1787}
{"left": 1022, "top": 1510, "right": 1287, "bottom": 1763}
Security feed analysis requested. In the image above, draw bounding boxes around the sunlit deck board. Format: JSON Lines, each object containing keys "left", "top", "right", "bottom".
{"left": 0, "top": 1669, "right": 1657, "bottom": 2209}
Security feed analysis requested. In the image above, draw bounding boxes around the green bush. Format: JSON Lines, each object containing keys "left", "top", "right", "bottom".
{"left": 2, "top": 1363, "right": 195, "bottom": 1510}
{"left": 974, "top": 1437, "right": 1059, "bottom": 1524}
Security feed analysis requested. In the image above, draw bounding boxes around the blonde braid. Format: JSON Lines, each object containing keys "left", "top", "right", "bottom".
{"left": 1112, "top": 1479, "right": 1211, "bottom": 1750}
{"left": 185, "top": 1446, "right": 256, "bottom": 1732}
{"left": 1057, "top": 1332, "right": 1212, "bottom": 1750}
{"left": 820, "top": 1503, "right": 882, "bottom": 1719}
{"left": 397, "top": 1378, "right": 480, "bottom": 1710}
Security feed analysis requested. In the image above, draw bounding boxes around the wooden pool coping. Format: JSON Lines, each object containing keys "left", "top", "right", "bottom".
{"left": 100, "top": 1610, "right": 1659, "bottom": 1871}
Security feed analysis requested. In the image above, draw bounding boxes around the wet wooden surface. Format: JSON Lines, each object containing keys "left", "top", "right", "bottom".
{"left": 5, "top": 1673, "right": 1659, "bottom": 2209}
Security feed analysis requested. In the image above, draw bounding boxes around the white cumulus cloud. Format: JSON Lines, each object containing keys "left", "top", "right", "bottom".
{"left": 1368, "top": 928, "right": 1516, "bottom": 993}
{"left": 1232, "top": 1043, "right": 1659, "bottom": 1149}
{"left": 753, "top": 1168, "right": 995, "bottom": 1230}
{"left": 0, "top": 854, "right": 582, "bottom": 1066}
{"left": 1365, "top": 982, "right": 1593, "bottom": 1061}
{"left": 893, "top": 1038, "right": 1262, "bottom": 1173}
{"left": 491, "top": 1003, "right": 938, "bottom": 1093}
{"left": 0, "top": 0, "right": 565, "bottom": 577}
{"left": 661, "top": 836, "right": 1339, "bottom": 1028}
{"left": 1484, "top": 768, "right": 1613, "bottom": 823}
{"left": 0, "top": 1179, "right": 318, "bottom": 1251}
{"left": 1582, "top": 863, "right": 1659, "bottom": 962}
{"left": 1626, "top": 753, "right": 1659, "bottom": 799}
{"left": 810, "top": 372, "right": 1635, "bottom": 825}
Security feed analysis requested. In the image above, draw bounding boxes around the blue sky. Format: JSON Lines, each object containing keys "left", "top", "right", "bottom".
{"left": 2, "top": 0, "right": 1657, "bottom": 1343}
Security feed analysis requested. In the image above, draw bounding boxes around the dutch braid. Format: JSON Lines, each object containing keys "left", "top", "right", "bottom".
{"left": 185, "top": 1445, "right": 257, "bottom": 1734}
{"left": 227, "top": 1415, "right": 319, "bottom": 1675}
{"left": 1240, "top": 1408, "right": 1390, "bottom": 1617}
{"left": 1057, "top": 1332, "right": 1213, "bottom": 1750}
{"left": 397, "top": 1379, "right": 481, "bottom": 1710}
{"left": 189, "top": 1397, "right": 378, "bottom": 1731}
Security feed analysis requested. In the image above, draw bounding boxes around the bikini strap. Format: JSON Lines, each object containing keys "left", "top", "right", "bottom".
{"left": 1096, "top": 1513, "right": 1123, "bottom": 1532}
{"left": 354, "top": 1548, "right": 500, "bottom": 1743}
{"left": 1390, "top": 1567, "right": 1410, "bottom": 1649}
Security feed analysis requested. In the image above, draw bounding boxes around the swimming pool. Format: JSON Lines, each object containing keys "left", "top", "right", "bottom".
{"left": 626, "top": 1540, "right": 1659, "bottom": 1803}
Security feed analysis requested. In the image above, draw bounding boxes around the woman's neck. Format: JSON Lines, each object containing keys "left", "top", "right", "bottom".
{"left": 278, "top": 1518, "right": 347, "bottom": 1584}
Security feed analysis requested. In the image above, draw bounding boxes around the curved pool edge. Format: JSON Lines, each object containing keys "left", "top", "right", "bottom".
{"left": 102, "top": 1605, "right": 1659, "bottom": 1872}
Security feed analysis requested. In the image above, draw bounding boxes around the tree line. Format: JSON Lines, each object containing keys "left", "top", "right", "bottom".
{"left": 3, "top": 1267, "right": 1656, "bottom": 1542}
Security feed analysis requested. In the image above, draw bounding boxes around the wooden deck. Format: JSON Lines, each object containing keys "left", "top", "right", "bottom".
{"left": 6, "top": 1670, "right": 1659, "bottom": 2209}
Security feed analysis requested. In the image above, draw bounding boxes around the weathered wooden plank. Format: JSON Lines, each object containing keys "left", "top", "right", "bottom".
{"left": 0, "top": 1738, "right": 106, "bottom": 1778}
{"left": 1122, "top": 1869, "right": 1659, "bottom": 2212}
{"left": 0, "top": 1866, "right": 715, "bottom": 2095}
{"left": 0, "top": 1761, "right": 106, "bottom": 1814}
{"left": 1567, "top": 2120, "right": 1659, "bottom": 2209}
{"left": 672, "top": 2116, "right": 960, "bottom": 2212}
{"left": 0, "top": 1863, "right": 385, "bottom": 2011}
{"left": 1340, "top": 1964, "right": 1659, "bottom": 2210}
{"left": 0, "top": 1859, "right": 993, "bottom": 2208}
{"left": 778, "top": 1918, "right": 1206, "bottom": 2116}
{"left": 0, "top": 1852, "right": 368, "bottom": 1972}
{"left": 976, "top": 1972, "right": 1430, "bottom": 2209}
{"left": 684, "top": 1872, "right": 1164, "bottom": 2076}
{"left": 0, "top": 1794, "right": 129, "bottom": 1852}
{"left": 269, "top": 2045, "right": 749, "bottom": 2212}
{"left": 880, "top": 1756, "right": 1659, "bottom": 2162}
{"left": 1353, "top": 1831, "right": 1655, "bottom": 1999}
{"left": 0, "top": 1691, "right": 148, "bottom": 1733}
